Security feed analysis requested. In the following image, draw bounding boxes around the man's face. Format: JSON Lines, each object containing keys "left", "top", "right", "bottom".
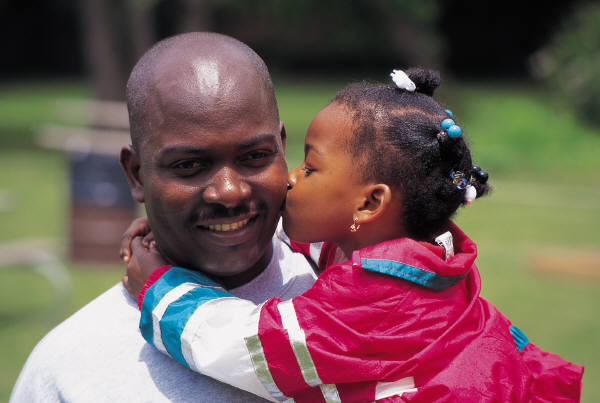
{"left": 131, "top": 76, "right": 288, "bottom": 279}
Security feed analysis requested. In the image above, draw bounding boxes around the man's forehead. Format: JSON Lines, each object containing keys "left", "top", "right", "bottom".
{"left": 148, "top": 57, "right": 269, "bottom": 123}
{"left": 157, "top": 131, "right": 281, "bottom": 155}
{"left": 154, "top": 60, "right": 226, "bottom": 107}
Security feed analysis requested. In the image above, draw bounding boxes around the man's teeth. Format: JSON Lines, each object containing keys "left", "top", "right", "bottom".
{"left": 206, "top": 218, "right": 251, "bottom": 232}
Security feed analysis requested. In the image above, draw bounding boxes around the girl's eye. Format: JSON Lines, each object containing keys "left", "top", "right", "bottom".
{"left": 301, "top": 167, "right": 314, "bottom": 176}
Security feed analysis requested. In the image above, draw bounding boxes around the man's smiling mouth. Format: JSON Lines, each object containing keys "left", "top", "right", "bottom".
{"left": 197, "top": 214, "right": 259, "bottom": 232}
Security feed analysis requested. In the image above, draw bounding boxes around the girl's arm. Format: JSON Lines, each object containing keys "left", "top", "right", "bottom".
{"left": 129, "top": 241, "right": 404, "bottom": 403}
{"left": 123, "top": 236, "right": 169, "bottom": 307}
{"left": 138, "top": 266, "right": 283, "bottom": 401}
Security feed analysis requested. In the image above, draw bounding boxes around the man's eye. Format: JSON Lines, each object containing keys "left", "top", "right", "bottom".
{"left": 240, "top": 150, "right": 273, "bottom": 165}
{"left": 171, "top": 160, "right": 207, "bottom": 173}
{"left": 245, "top": 151, "right": 270, "bottom": 160}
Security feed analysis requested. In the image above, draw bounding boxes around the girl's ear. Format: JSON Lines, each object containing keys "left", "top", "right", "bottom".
{"left": 120, "top": 145, "right": 145, "bottom": 203}
{"left": 355, "top": 183, "right": 393, "bottom": 224}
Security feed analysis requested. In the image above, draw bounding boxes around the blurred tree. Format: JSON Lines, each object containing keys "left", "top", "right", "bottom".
{"left": 0, "top": 0, "right": 588, "bottom": 81}
{"left": 81, "top": 0, "right": 160, "bottom": 101}
{"left": 131, "top": 0, "right": 159, "bottom": 60}
{"left": 179, "top": 0, "right": 215, "bottom": 32}
{"left": 81, "top": 0, "right": 126, "bottom": 100}
{"left": 439, "top": 0, "right": 580, "bottom": 78}
{"left": 214, "top": 0, "right": 443, "bottom": 74}
{"left": 0, "top": 0, "right": 83, "bottom": 78}
{"left": 530, "top": 2, "right": 600, "bottom": 127}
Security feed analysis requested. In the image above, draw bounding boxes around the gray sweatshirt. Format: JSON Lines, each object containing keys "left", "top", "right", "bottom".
{"left": 10, "top": 232, "right": 317, "bottom": 403}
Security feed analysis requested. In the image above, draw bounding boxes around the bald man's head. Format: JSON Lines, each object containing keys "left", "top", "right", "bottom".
{"left": 126, "top": 32, "right": 279, "bottom": 153}
{"left": 120, "top": 33, "right": 288, "bottom": 279}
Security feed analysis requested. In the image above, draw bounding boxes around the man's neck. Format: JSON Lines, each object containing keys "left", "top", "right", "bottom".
{"left": 211, "top": 243, "right": 274, "bottom": 290}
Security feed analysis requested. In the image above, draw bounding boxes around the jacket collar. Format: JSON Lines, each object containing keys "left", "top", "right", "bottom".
{"left": 351, "top": 222, "right": 477, "bottom": 290}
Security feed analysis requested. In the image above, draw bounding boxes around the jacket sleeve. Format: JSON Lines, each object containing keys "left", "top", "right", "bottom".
{"left": 139, "top": 266, "right": 283, "bottom": 401}
{"left": 139, "top": 266, "right": 405, "bottom": 403}
{"left": 140, "top": 266, "right": 340, "bottom": 402}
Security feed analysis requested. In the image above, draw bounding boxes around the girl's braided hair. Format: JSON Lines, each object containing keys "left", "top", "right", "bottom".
{"left": 332, "top": 68, "right": 491, "bottom": 240}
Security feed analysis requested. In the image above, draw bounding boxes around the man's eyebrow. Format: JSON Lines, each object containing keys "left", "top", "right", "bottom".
{"left": 157, "top": 133, "right": 280, "bottom": 157}
{"left": 237, "top": 132, "right": 279, "bottom": 149}
{"left": 158, "top": 146, "right": 209, "bottom": 157}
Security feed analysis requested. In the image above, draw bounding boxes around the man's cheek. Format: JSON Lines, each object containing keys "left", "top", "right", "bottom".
{"left": 157, "top": 183, "right": 202, "bottom": 206}
{"left": 264, "top": 166, "right": 289, "bottom": 198}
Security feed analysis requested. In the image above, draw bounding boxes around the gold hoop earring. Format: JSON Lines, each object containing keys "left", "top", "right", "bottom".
{"left": 349, "top": 216, "right": 360, "bottom": 233}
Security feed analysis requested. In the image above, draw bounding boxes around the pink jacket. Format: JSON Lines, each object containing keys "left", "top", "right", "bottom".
{"left": 138, "top": 223, "right": 583, "bottom": 402}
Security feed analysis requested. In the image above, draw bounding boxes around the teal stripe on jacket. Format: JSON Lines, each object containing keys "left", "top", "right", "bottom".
{"left": 361, "top": 258, "right": 466, "bottom": 290}
{"left": 160, "top": 286, "right": 234, "bottom": 367}
{"left": 140, "top": 267, "right": 225, "bottom": 348}
{"left": 509, "top": 325, "right": 530, "bottom": 352}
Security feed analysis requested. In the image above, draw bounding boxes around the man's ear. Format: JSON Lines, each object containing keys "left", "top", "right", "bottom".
{"left": 120, "top": 145, "right": 145, "bottom": 203}
{"left": 355, "top": 184, "right": 393, "bottom": 224}
{"left": 279, "top": 121, "right": 287, "bottom": 153}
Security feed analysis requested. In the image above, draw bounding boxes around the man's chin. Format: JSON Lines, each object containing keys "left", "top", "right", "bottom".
{"left": 199, "top": 252, "right": 271, "bottom": 289}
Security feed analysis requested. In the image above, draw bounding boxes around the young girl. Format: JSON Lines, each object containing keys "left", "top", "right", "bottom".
{"left": 122, "top": 69, "right": 583, "bottom": 402}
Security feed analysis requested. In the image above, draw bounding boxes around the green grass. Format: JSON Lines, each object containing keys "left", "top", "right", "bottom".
{"left": 0, "top": 80, "right": 90, "bottom": 148}
{"left": 1, "top": 79, "right": 599, "bottom": 402}
{"left": 444, "top": 82, "right": 600, "bottom": 182}
{"left": 274, "top": 78, "right": 344, "bottom": 168}
{"left": 0, "top": 264, "right": 123, "bottom": 400}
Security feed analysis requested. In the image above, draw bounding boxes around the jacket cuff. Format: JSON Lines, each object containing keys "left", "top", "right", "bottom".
{"left": 138, "top": 265, "right": 173, "bottom": 310}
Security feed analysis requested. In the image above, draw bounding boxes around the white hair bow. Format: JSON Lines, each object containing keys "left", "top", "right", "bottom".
{"left": 390, "top": 69, "right": 416, "bottom": 92}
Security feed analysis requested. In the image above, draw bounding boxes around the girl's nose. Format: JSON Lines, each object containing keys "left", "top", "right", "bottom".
{"left": 287, "top": 168, "right": 299, "bottom": 189}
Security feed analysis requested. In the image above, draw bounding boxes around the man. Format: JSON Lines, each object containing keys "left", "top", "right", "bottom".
{"left": 11, "top": 32, "right": 316, "bottom": 402}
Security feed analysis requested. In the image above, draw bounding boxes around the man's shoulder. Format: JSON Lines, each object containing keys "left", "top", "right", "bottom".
{"left": 17, "top": 283, "right": 137, "bottom": 364}
{"left": 11, "top": 281, "right": 269, "bottom": 402}
{"left": 10, "top": 283, "right": 141, "bottom": 402}
{"left": 49, "top": 283, "right": 136, "bottom": 334}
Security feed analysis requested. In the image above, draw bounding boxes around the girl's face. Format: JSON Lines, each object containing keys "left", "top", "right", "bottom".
{"left": 283, "top": 102, "right": 367, "bottom": 244}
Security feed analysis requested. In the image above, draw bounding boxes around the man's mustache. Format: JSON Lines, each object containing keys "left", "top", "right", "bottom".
{"left": 191, "top": 203, "right": 265, "bottom": 222}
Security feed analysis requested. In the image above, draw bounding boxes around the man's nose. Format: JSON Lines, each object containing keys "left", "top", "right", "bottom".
{"left": 202, "top": 167, "right": 251, "bottom": 207}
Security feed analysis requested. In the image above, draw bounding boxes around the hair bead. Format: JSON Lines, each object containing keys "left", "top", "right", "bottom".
{"left": 471, "top": 165, "right": 489, "bottom": 184}
{"left": 447, "top": 125, "right": 462, "bottom": 138}
{"left": 450, "top": 170, "right": 468, "bottom": 190}
{"left": 441, "top": 118, "right": 455, "bottom": 130}
{"left": 478, "top": 171, "right": 489, "bottom": 183}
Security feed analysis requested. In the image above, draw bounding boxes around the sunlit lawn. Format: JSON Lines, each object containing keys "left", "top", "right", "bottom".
{"left": 0, "top": 79, "right": 599, "bottom": 402}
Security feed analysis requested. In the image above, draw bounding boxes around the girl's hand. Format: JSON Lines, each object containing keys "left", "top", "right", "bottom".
{"left": 122, "top": 236, "right": 167, "bottom": 298}
{"left": 119, "top": 217, "right": 154, "bottom": 263}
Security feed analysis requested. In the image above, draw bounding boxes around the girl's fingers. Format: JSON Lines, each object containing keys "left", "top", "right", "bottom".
{"left": 130, "top": 236, "right": 145, "bottom": 253}
{"left": 142, "top": 232, "right": 155, "bottom": 249}
{"left": 120, "top": 217, "right": 151, "bottom": 261}
{"left": 119, "top": 233, "right": 133, "bottom": 262}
